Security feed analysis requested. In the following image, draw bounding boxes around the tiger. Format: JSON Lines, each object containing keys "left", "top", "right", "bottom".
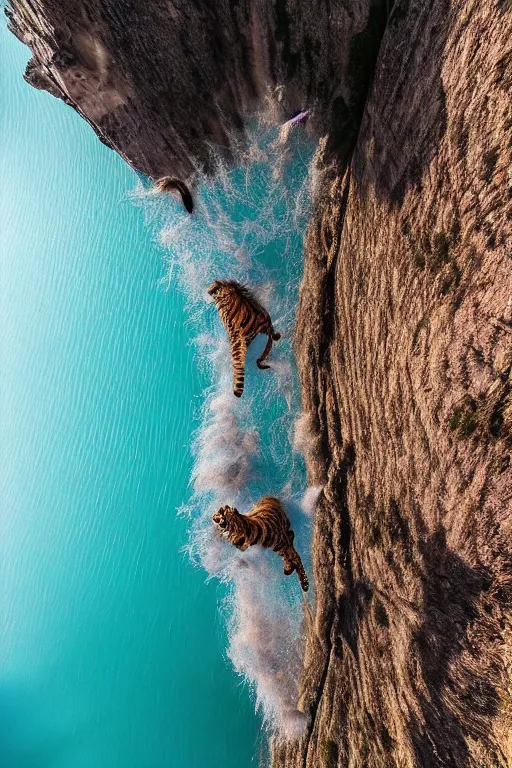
{"left": 212, "top": 496, "right": 309, "bottom": 591}
{"left": 207, "top": 280, "right": 281, "bottom": 397}
{"left": 154, "top": 176, "right": 194, "bottom": 213}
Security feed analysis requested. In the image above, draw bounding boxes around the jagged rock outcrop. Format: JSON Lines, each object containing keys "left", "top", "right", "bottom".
{"left": 7, "top": 0, "right": 512, "bottom": 766}
{"left": 6, "top": 0, "right": 386, "bottom": 179}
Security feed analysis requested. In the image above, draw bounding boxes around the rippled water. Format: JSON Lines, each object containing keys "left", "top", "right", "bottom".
{"left": 1, "top": 17, "right": 317, "bottom": 768}
{"left": 1, "top": 24, "right": 260, "bottom": 768}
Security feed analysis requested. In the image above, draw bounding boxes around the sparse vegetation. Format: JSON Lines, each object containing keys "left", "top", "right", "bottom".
{"left": 491, "top": 454, "right": 510, "bottom": 475}
{"left": 412, "top": 249, "right": 426, "bottom": 269}
{"left": 431, "top": 231, "right": 450, "bottom": 271}
{"left": 457, "top": 408, "right": 478, "bottom": 437}
{"left": 483, "top": 148, "right": 499, "bottom": 183}
{"left": 450, "top": 372, "right": 511, "bottom": 443}
{"left": 374, "top": 599, "right": 389, "bottom": 628}
{"left": 449, "top": 398, "right": 478, "bottom": 437}
{"left": 320, "top": 738, "right": 339, "bottom": 768}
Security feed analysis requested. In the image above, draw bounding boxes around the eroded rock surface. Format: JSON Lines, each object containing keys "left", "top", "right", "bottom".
{"left": 7, "top": 0, "right": 512, "bottom": 766}
{"left": 275, "top": 1, "right": 512, "bottom": 766}
{"left": 6, "top": 0, "right": 385, "bottom": 179}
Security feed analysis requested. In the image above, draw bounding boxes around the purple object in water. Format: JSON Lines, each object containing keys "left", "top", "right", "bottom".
{"left": 286, "top": 109, "right": 310, "bottom": 126}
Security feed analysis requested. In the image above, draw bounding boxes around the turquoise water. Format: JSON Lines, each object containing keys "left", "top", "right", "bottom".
{"left": 1, "top": 24, "right": 261, "bottom": 768}
{"left": 142, "top": 126, "right": 316, "bottom": 736}
{"left": 1, "top": 16, "right": 317, "bottom": 767}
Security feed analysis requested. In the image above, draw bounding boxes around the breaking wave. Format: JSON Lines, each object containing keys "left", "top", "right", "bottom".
{"left": 131, "top": 121, "right": 317, "bottom": 736}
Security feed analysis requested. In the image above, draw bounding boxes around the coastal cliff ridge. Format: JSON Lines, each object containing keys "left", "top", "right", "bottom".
{"left": 7, "top": 1, "right": 512, "bottom": 766}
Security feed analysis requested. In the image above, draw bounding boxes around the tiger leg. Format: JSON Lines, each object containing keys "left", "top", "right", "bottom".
{"left": 292, "top": 549, "right": 309, "bottom": 592}
{"left": 232, "top": 536, "right": 249, "bottom": 551}
{"left": 256, "top": 333, "right": 274, "bottom": 370}
{"left": 231, "top": 337, "right": 248, "bottom": 397}
{"left": 280, "top": 547, "right": 309, "bottom": 591}
{"left": 282, "top": 551, "right": 294, "bottom": 576}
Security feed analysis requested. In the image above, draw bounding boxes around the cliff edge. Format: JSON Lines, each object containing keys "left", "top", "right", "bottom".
{"left": 6, "top": 0, "right": 381, "bottom": 179}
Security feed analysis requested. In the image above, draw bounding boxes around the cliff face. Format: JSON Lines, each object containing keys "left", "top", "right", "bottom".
{"left": 277, "top": 1, "right": 512, "bottom": 766}
{"left": 6, "top": 0, "right": 385, "bottom": 179}
{"left": 8, "top": 0, "right": 512, "bottom": 766}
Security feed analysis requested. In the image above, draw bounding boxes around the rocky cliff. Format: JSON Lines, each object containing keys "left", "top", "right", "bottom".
{"left": 6, "top": 0, "right": 385, "bottom": 179}
{"left": 276, "top": 2, "right": 512, "bottom": 766}
{"left": 7, "top": 1, "right": 512, "bottom": 766}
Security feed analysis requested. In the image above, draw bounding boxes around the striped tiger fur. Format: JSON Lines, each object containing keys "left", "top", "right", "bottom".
{"left": 154, "top": 176, "right": 194, "bottom": 213}
{"left": 213, "top": 496, "right": 309, "bottom": 591}
{"left": 208, "top": 280, "right": 281, "bottom": 397}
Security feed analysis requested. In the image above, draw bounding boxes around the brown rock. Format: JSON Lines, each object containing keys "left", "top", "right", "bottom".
{"left": 276, "top": 1, "right": 512, "bottom": 766}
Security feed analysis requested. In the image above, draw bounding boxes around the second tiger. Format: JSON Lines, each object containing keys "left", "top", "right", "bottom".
{"left": 208, "top": 280, "right": 281, "bottom": 397}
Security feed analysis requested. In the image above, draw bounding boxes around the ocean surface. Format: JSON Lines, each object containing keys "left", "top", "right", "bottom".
{"left": 1, "top": 19, "right": 315, "bottom": 768}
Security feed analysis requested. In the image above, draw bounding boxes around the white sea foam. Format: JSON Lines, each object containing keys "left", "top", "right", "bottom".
{"left": 293, "top": 410, "right": 324, "bottom": 473}
{"left": 136, "top": 121, "right": 316, "bottom": 735}
{"left": 301, "top": 485, "right": 323, "bottom": 519}
{"left": 192, "top": 389, "right": 259, "bottom": 502}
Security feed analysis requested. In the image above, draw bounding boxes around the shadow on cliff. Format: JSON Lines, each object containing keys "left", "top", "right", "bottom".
{"left": 319, "top": 502, "right": 509, "bottom": 767}
{"left": 410, "top": 524, "right": 504, "bottom": 768}
{"left": 7, "top": 0, "right": 399, "bottom": 181}
{"left": 349, "top": 0, "right": 451, "bottom": 207}
{"left": 323, "top": 0, "right": 389, "bottom": 166}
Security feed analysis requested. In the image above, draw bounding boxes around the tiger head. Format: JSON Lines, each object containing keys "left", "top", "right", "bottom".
{"left": 207, "top": 280, "right": 237, "bottom": 300}
{"left": 212, "top": 505, "right": 239, "bottom": 533}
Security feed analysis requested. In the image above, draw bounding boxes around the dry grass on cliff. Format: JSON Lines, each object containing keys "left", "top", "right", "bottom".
{"left": 273, "top": 0, "right": 512, "bottom": 766}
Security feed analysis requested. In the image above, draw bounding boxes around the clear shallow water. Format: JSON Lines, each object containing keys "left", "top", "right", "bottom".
{"left": 1, "top": 16, "right": 317, "bottom": 768}
{"left": 1, "top": 24, "right": 260, "bottom": 768}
